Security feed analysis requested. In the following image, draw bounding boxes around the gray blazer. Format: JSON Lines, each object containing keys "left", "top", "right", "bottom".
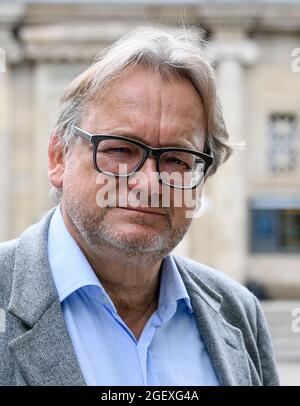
{"left": 0, "top": 208, "right": 279, "bottom": 386}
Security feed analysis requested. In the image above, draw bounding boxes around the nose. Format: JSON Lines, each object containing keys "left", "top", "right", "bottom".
{"left": 127, "top": 156, "right": 162, "bottom": 195}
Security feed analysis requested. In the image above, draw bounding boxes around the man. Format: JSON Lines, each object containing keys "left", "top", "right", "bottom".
{"left": 0, "top": 28, "right": 279, "bottom": 386}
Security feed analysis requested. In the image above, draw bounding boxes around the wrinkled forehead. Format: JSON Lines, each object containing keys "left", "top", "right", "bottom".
{"left": 83, "top": 65, "right": 207, "bottom": 134}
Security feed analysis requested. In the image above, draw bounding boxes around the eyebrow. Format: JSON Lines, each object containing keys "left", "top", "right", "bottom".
{"left": 99, "top": 128, "right": 204, "bottom": 150}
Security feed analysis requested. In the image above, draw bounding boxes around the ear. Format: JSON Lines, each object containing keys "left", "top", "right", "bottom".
{"left": 48, "top": 133, "right": 65, "bottom": 189}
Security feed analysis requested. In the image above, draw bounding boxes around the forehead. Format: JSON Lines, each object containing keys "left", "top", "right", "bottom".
{"left": 92, "top": 66, "right": 204, "bottom": 117}
{"left": 83, "top": 65, "right": 206, "bottom": 148}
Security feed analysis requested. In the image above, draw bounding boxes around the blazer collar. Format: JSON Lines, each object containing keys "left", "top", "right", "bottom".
{"left": 174, "top": 255, "right": 252, "bottom": 386}
{"left": 8, "top": 207, "right": 86, "bottom": 386}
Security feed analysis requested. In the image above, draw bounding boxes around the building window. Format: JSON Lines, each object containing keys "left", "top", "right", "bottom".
{"left": 250, "top": 199, "right": 300, "bottom": 253}
{"left": 268, "top": 113, "right": 297, "bottom": 173}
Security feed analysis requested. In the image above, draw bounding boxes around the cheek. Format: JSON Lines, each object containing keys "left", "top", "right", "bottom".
{"left": 63, "top": 155, "right": 99, "bottom": 202}
{"left": 168, "top": 187, "right": 200, "bottom": 220}
{"left": 170, "top": 206, "right": 192, "bottom": 232}
{"left": 169, "top": 188, "right": 199, "bottom": 208}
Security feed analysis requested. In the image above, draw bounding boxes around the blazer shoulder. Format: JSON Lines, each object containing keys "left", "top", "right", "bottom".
{"left": 0, "top": 238, "right": 18, "bottom": 300}
{"left": 174, "top": 254, "right": 256, "bottom": 311}
{"left": 0, "top": 238, "right": 18, "bottom": 268}
{"left": 174, "top": 254, "right": 280, "bottom": 386}
{"left": 174, "top": 254, "right": 260, "bottom": 341}
{"left": 0, "top": 238, "right": 18, "bottom": 254}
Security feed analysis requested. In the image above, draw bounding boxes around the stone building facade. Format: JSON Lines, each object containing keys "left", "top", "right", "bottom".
{"left": 1, "top": 0, "right": 300, "bottom": 298}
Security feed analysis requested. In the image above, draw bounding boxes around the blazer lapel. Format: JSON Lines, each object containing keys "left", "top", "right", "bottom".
{"left": 174, "top": 256, "right": 251, "bottom": 386}
{"left": 8, "top": 208, "right": 86, "bottom": 386}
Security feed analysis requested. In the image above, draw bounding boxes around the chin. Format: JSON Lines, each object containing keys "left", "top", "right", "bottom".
{"left": 116, "top": 223, "right": 163, "bottom": 236}
{"left": 110, "top": 226, "right": 164, "bottom": 246}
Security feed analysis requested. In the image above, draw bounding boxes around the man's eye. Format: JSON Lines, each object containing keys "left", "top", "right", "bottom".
{"left": 111, "top": 148, "right": 130, "bottom": 153}
{"left": 166, "top": 157, "right": 190, "bottom": 168}
{"left": 101, "top": 147, "right": 133, "bottom": 154}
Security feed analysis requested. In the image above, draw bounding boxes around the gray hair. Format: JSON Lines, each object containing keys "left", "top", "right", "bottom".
{"left": 51, "top": 27, "right": 233, "bottom": 201}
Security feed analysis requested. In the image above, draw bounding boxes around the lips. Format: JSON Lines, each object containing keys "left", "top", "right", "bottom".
{"left": 118, "top": 206, "right": 166, "bottom": 216}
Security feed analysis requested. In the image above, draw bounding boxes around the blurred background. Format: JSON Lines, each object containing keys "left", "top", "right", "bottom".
{"left": 0, "top": 0, "right": 299, "bottom": 385}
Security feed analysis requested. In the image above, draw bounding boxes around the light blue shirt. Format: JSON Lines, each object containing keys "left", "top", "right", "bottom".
{"left": 47, "top": 206, "right": 219, "bottom": 386}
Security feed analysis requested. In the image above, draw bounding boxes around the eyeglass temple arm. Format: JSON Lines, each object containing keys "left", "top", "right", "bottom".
{"left": 72, "top": 126, "right": 93, "bottom": 142}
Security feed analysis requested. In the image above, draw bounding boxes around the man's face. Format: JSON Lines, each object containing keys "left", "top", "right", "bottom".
{"left": 55, "top": 66, "right": 206, "bottom": 261}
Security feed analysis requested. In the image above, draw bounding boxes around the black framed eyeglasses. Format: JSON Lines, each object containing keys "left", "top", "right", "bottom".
{"left": 72, "top": 126, "right": 213, "bottom": 189}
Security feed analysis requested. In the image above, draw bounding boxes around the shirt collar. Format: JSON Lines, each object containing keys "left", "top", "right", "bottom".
{"left": 48, "top": 205, "right": 192, "bottom": 316}
{"left": 48, "top": 206, "right": 108, "bottom": 303}
{"left": 157, "top": 254, "right": 193, "bottom": 321}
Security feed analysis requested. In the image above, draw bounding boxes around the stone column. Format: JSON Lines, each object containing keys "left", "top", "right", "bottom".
{"left": 0, "top": 3, "right": 23, "bottom": 241}
{"left": 208, "top": 28, "right": 259, "bottom": 282}
{"left": 189, "top": 25, "right": 259, "bottom": 282}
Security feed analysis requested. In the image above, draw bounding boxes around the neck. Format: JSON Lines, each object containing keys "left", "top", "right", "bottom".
{"left": 61, "top": 206, "right": 163, "bottom": 339}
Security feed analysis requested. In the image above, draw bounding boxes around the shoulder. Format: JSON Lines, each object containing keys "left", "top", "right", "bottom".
{"left": 0, "top": 238, "right": 18, "bottom": 270}
{"left": 174, "top": 254, "right": 253, "bottom": 300}
{"left": 173, "top": 254, "right": 258, "bottom": 325}
{"left": 174, "top": 255, "right": 280, "bottom": 386}
{"left": 0, "top": 238, "right": 19, "bottom": 305}
{"left": 0, "top": 238, "right": 18, "bottom": 257}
